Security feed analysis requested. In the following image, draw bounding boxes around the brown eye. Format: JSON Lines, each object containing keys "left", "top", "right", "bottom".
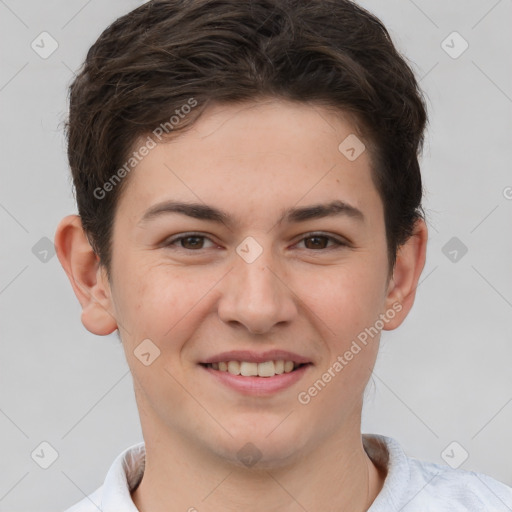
{"left": 163, "top": 233, "right": 216, "bottom": 250}
{"left": 297, "top": 233, "right": 347, "bottom": 250}
{"left": 304, "top": 235, "right": 329, "bottom": 249}
{"left": 180, "top": 236, "right": 205, "bottom": 249}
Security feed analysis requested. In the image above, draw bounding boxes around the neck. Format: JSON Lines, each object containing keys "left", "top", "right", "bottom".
{"left": 131, "top": 415, "right": 385, "bottom": 512}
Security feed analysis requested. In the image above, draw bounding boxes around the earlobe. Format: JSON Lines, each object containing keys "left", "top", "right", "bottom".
{"left": 382, "top": 218, "right": 428, "bottom": 331}
{"left": 54, "top": 214, "right": 118, "bottom": 336}
{"left": 81, "top": 301, "right": 118, "bottom": 336}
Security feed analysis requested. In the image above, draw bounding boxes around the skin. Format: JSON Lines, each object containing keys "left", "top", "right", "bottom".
{"left": 55, "top": 98, "right": 427, "bottom": 512}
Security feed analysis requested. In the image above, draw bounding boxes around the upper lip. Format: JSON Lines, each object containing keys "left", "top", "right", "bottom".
{"left": 201, "top": 350, "right": 311, "bottom": 365}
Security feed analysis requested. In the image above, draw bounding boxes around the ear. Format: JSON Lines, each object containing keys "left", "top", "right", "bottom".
{"left": 54, "top": 214, "right": 118, "bottom": 335}
{"left": 382, "top": 218, "right": 428, "bottom": 330}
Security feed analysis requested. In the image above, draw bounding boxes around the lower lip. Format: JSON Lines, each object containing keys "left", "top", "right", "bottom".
{"left": 201, "top": 364, "right": 311, "bottom": 395}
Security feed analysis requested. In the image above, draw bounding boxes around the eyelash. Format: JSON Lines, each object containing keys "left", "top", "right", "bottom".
{"left": 163, "top": 232, "right": 349, "bottom": 252}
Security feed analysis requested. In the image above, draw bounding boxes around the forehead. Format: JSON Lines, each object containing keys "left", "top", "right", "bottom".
{"left": 116, "top": 99, "right": 383, "bottom": 229}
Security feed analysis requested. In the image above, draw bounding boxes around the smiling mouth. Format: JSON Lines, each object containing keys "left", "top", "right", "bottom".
{"left": 200, "top": 360, "right": 310, "bottom": 378}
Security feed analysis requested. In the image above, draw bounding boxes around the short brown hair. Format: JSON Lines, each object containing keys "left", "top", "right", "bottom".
{"left": 66, "top": 0, "right": 428, "bottom": 278}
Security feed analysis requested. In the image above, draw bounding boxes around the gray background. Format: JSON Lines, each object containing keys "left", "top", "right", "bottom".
{"left": 1, "top": 0, "right": 511, "bottom": 510}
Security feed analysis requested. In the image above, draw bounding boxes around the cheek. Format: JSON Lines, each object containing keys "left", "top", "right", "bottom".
{"left": 112, "top": 259, "right": 184, "bottom": 338}
{"left": 299, "top": 262, "right": 386, "bottom": 340}
{"left": 115, "top": 259, "right": 223, "bottom": 351}
{"left": 296, "top": 267, "right": 384, "bottom": 408}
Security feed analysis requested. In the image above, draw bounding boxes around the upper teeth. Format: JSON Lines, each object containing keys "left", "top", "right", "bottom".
{"left": 208, "top": 360, "right": 297, "bottom": 377}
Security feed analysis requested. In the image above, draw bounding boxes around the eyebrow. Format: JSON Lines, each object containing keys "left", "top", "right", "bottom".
{"left": 137, "top": 199, "right": 365, "bottom": 228}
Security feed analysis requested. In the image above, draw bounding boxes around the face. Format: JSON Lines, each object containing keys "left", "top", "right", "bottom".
{"left": 99, "top": 99, "right": 406, "bottom": 466}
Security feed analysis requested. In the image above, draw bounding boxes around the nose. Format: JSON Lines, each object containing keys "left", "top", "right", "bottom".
{"left": 217, "top": 246, "right": 298, "bottom": 335}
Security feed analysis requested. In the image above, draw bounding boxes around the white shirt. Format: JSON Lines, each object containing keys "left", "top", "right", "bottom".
{"left": 64, "top": 434, "right": 512, "bottom": 511}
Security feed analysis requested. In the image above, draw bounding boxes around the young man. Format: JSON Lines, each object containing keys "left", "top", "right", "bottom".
{"left": 55, "top": 0, "right": 512, "bottom": 510}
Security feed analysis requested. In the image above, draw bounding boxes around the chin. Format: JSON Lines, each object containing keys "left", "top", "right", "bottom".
{"left": 211, "top": 420, "right": 311, "bottom": 470}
